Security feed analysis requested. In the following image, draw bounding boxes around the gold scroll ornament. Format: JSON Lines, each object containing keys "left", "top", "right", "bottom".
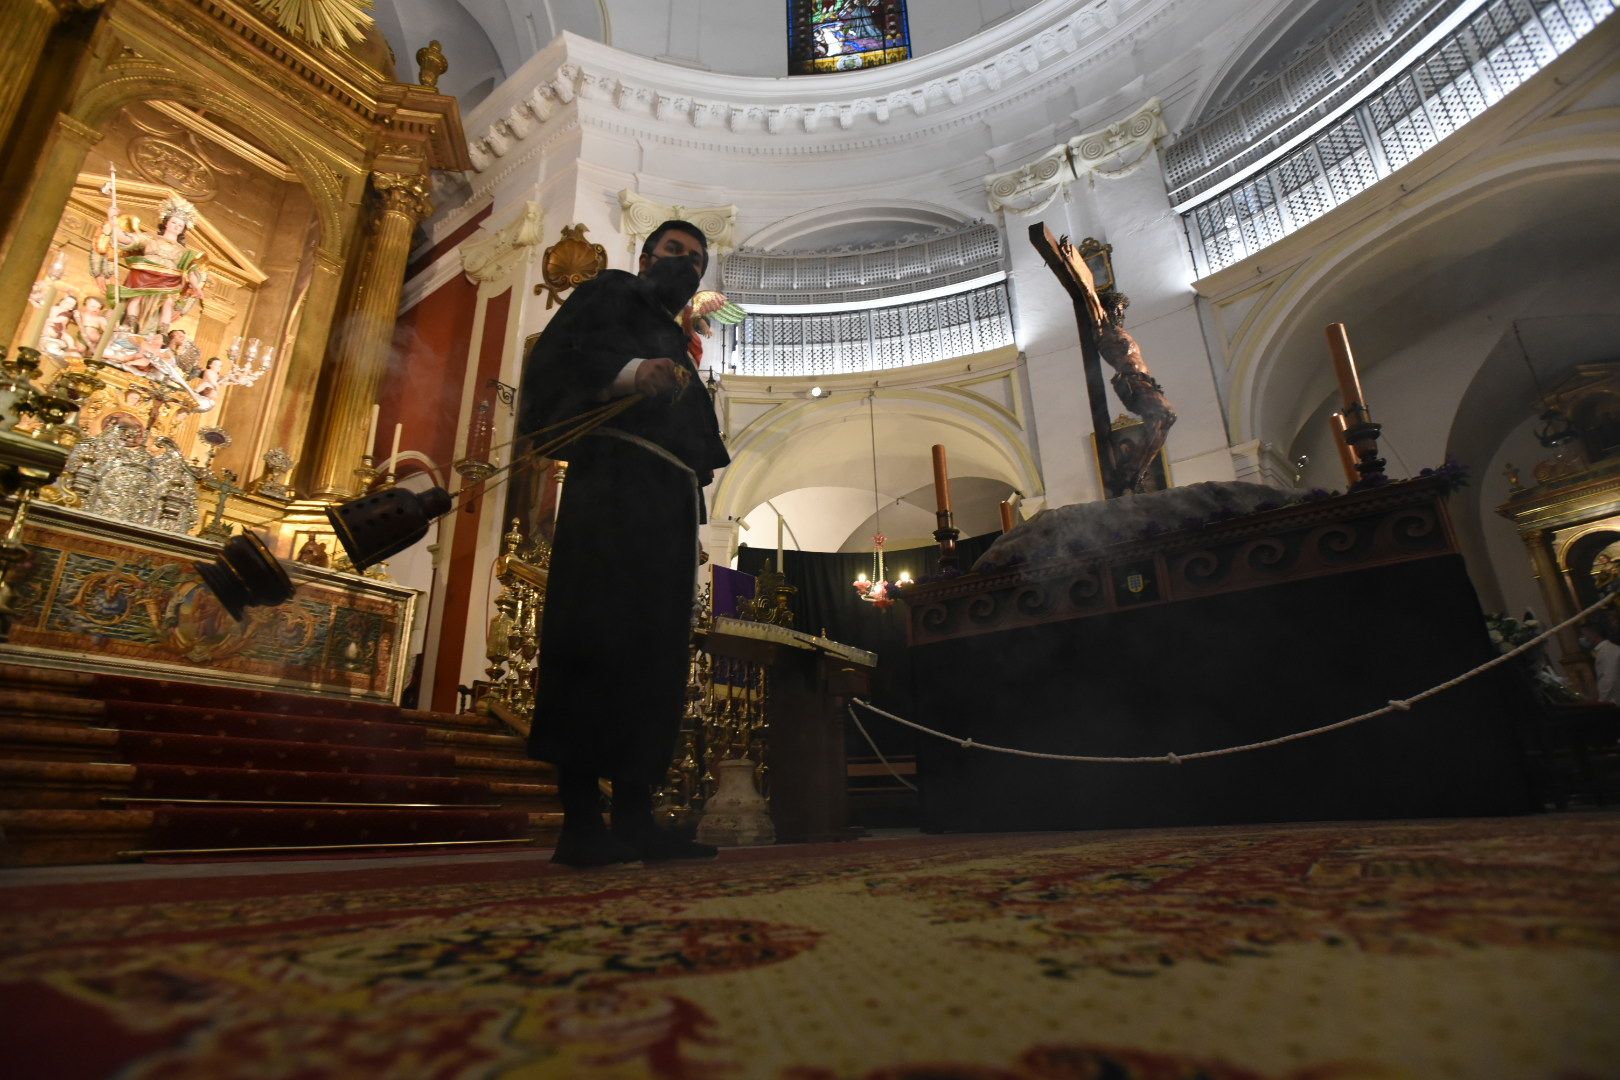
{"left": 535, "top": 224, "right": 607, "bottom": 309}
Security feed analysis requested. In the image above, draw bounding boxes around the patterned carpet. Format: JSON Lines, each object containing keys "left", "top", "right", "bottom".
{"left": 2, "top": 815, "right": 1618, "bottom": 1079}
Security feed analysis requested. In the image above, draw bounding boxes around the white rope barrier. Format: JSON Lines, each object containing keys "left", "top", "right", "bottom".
{"left": 848, "top": 704, "right": 919, "bottom": 792}
{"left": 850, "top": 591, "right": 1617, "bottom": 767}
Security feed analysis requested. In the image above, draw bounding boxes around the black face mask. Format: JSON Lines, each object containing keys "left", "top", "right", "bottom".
{"left": 643, "top": 254, "right": 703, "bottom": 313}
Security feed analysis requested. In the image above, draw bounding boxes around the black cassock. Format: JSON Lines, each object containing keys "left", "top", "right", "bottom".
{"left": 516, "top": 270, "right": 729, "bottom": 785}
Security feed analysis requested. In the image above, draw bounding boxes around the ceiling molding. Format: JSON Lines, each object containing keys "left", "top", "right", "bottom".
{"left": 458, "top": 0, "right": 1195, "bottom": 183}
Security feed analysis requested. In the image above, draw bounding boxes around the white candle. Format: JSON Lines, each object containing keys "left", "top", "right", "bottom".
{"left": 776, "top": 513, "right": 784, "bottom": 572}
{"left": 365, "top": 404, "right": 379, "bottom": 459}
{"left": 388, "top": 421, "right": 402, "bottom": 472}
{"left": 18, "top": 282, "right": 55, "bottom": 349}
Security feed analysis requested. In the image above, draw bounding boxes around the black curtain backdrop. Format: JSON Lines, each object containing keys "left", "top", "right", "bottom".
{"left": 736, "top": 532, "right": 999, "bottom": 760}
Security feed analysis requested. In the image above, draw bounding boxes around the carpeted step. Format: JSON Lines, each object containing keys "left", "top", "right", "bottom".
{"left": 143, "top": 805, "right": 533, "bottom": 850}
{"left": 118, "top": 763, "right": 502, "bottom": 806}
{"left": 452, "top": 752, "right": 554, "bottom": 778}
{"left": 85, "top": 672, "right": 403, "bottom": 722}
{"left": 0, "top": 760, "right": 135, "bottom": 808}
{"left": 421, "top": 727, "right": 528, "bottom": 753}
{"left": 0, "top": 721, "right": 118, "bottom": 761}
{"left": 0, "top": 809, "right": 152, "bottom": 865}
{"left": 102, "top": 700, "right": 429, "bottom": 751}
{"left": 0, "top": 663, "right": 96, "bottom": 694}
{"left": 114, "top": 729, "right": 457, "bottom": 776}
{"left": 0, "top": 689, "right": 104, "bottom": 726}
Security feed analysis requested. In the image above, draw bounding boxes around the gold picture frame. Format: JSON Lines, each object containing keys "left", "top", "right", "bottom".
{"left": 1077, "top": 237, "right": 1115, "bottom": 294}
{"left": 1091, "top": 416, "right": 1170, "bottom": 494}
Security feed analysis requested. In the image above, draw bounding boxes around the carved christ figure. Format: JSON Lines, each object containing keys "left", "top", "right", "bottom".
{"left": 1096, "top": 288, "right": 1176, "bottom": 492}
{"left": 1031, "top": 224, "right": 1178, "bottom": 497}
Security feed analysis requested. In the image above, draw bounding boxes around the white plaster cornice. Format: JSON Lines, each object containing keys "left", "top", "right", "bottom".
{"left": 460, "top": 201, "right": 545, "bottom": 284}
{"left": 986, "top": 97, "right": 1167, "bottom": 213}
{"left": 618, "top": 190, "right": 738, "bottom": 255}
{"left": 457, "top": 0, "right": 1194, "bottom": 189}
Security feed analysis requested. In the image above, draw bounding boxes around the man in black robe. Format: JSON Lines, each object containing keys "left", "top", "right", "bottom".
{"left": 517, "top": 220, "right": 730, "bottom": 867}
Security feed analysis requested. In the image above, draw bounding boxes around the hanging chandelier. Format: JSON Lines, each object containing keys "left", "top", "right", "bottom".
{"left": 851, "top": 392, "right": 911, "bottom": 609}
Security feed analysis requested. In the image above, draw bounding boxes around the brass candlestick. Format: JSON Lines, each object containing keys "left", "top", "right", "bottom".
{"left": 934, "top": 508, "right": 961, "bottom": 574}
{"left": 454, "top": 456, "right": 497, "bottom": 484}
{"left": 0, "top": 356, "right": 70, "bottom": 636}
{"left": 352, "top": 454, "right": 380, "bottom": 493}
{"left": 0, "top": 347, "right": 45, "bottom": 435}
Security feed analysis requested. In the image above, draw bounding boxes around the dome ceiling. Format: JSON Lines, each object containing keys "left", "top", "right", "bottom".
{"left": 372, "top": 0, "right": 1055, "bottom": 107}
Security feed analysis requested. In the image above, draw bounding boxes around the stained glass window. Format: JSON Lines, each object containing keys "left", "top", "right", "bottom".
{"left": 788, "top": 1, "right": 911, "bottom": 76}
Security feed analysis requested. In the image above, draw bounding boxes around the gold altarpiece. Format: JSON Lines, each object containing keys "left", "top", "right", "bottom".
{"left": 1498, "top": 363, "right": 1620, "bottom": 695}
{"left": 0, "top": 0, "right": 470, "bottom": 697}
{"left": 1, "top": 0, "right": 469, "bottom": 509}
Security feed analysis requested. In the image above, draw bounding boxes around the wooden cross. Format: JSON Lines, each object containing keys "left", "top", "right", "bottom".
{"left": 1028, "top": 222, "right": 1128, "bottom": 498}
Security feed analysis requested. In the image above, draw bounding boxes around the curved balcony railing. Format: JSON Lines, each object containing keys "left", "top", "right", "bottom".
{"left": 723, "top": 221, "right": 1004, "bottom": 307}
{"left": 728, "top": 279, "right": 1014, "bottom": 378}
{"left": 722, "top": 221, "right": 1012, "bottom": 377}
{"left": 1173, "top": 0, "right": 1614, "bottom": 277}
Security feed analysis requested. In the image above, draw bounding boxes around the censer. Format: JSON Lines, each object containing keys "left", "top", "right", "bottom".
{"left": 194, "top": 395, "right": 643, "bottom": 621}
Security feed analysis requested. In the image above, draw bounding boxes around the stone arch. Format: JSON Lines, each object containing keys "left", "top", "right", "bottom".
{"left": 740, "top": 200, "right": 973, "bottom": 251}
{"left": 69, "top": 69, "right": 355, "bottom": 262}
{"left": 1225, "top": 138, "right": 1620, "bottom": 454}
{"left": 711, "top": 381, "right": 1042, "bottom": 530}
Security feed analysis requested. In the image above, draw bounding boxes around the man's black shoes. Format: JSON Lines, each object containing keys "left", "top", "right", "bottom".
{"left": 612, "top": 822, "right": 719, "bottom": 861}
{"left": 550, "top": 828, "right": 641, "bottom": 868}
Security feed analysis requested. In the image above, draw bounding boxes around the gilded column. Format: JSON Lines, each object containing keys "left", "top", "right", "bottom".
{"left": 307, "top": 172, "right": 432, "bottom": 500}
{"left": 0, "top": 111, "right": 102, "bottom": 340}
{"left": 0, "top": 1, "right": 98, "bottom": 148}
{"left": 1523, "top": 528, "right": 1593, "bottom": 695}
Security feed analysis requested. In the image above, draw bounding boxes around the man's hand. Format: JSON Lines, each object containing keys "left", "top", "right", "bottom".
{"left": 634, "top": 357, "right": 684, "bottom": 399}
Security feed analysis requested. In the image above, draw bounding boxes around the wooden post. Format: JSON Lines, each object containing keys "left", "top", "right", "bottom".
{"left": 931, "top": 442, "right": 960, "bottom": 573}
{"left": 1324, "top": 323, "right": 1386, "bottom": 486}
{"left": 1329, "top": 413, "right": 1359, "bottom": 487}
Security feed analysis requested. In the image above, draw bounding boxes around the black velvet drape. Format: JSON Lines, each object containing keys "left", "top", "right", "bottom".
{"left": 735, "top": 532, "right": 999, "bottom": 760}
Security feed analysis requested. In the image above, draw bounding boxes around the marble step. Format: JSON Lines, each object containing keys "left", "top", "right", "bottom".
{"left": 0, "top": 808, "right": 564, "bottom": 866}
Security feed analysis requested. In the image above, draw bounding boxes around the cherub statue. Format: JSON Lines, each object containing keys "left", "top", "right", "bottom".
{"left": 74, "top": 295, "right": 109, "bottom": 354}
{"left": 38, "top": 293, "right": 80, "bottom": 358}
{"left": 96, "top": 192, "right": 208, "bottom": 334}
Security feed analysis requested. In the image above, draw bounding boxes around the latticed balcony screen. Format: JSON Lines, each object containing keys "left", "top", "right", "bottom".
{"left": 723, "top": 222, "right": 1003, "bottom": 306}
{"left": 1172, "top": 0, "right": 1613, "bottom": 277}
{"left": 731, "top": 281, "right": 1014, "bottom": 378}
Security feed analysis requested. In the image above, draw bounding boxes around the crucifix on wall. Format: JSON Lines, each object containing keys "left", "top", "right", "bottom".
{"left": 1029, "top": 222, "right": 1176, "bottom": 499}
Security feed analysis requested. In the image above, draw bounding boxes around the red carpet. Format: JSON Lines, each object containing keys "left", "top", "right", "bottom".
{"left": 103, "top": 700, "right": 430, "bottom": 750}
{"left": 1, "top": 815, "right": 1616, "bottom": 1078}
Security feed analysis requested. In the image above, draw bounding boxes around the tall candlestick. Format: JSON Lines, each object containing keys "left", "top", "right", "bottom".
{"left": 388, "top": 422, "right": 402, "bottom": 471}
{"left": 1325, "top": 323, "right": 1370, "bottom": 420}
{"left": 776, "top": 512, "right": 784, "bottom": 573}
{"left": 1329, "top": 412, "right": 1359, "bottom": 486}
{"left": 999, "top": 500, "right": 1015, "bottom": 533}
{"left": 365, "top": 404, "right": 379, "bottom": 458}
{"left": 18, "top": 282, "right": 55, "bottom": 350}
{"left": 931, "top": 443, "right": 951, "bottom": 513}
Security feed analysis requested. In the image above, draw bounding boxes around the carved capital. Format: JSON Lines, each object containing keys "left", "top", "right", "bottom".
{"left": 617, "top": 190, "right": 737, "bottom": 255}
{"left": 56, "top": 112, "right": 103, "bottom": 148}
{"left": 1069, "top": 97, "right": 1167, "bottom": 179}
{"left": 371, "top": 172, "right": 433, "bottom": 222}
{"left": 461, "top": 201, "right": 544, "bottom": 285}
